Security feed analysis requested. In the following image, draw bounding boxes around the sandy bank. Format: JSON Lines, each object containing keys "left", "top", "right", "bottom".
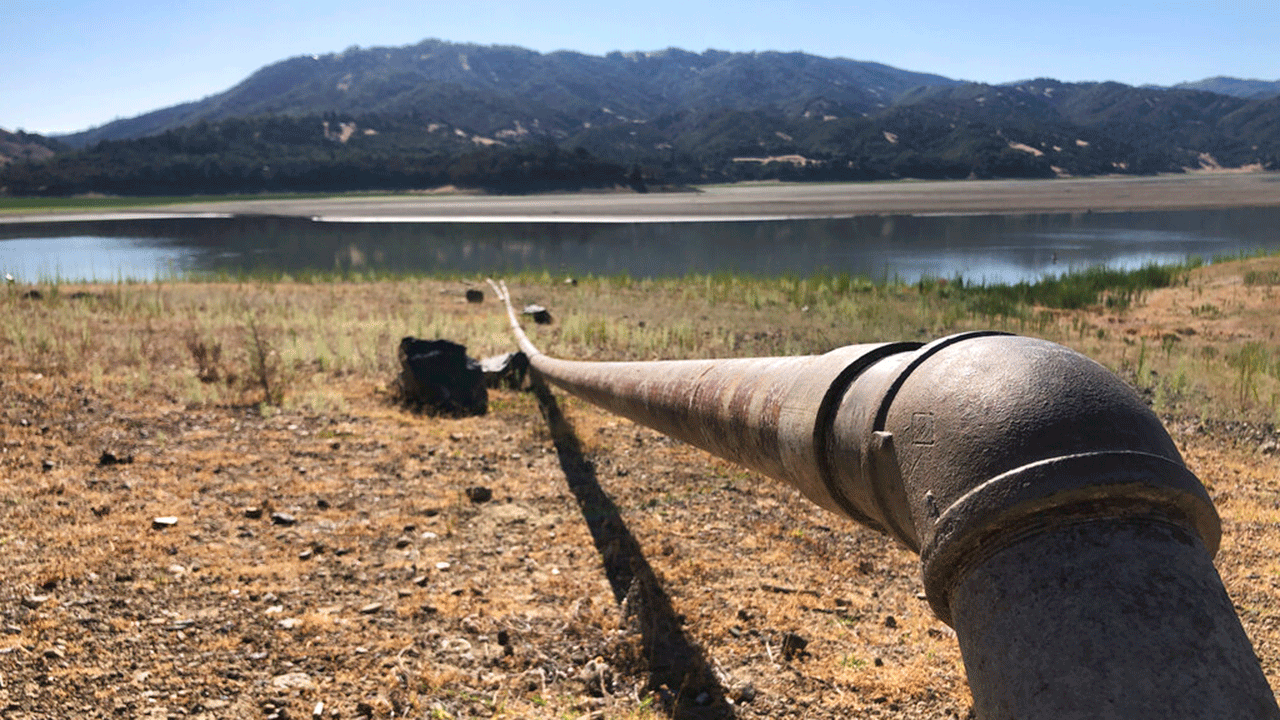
{"left": 5, "top": 173, "right": 1280, "bottom": 224}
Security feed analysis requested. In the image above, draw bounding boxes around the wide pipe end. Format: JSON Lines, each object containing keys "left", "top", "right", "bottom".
{"left": 830, "top": 334, "right": 1220, "bottom": 623}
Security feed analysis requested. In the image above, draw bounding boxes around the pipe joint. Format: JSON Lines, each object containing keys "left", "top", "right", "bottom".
{"left": 829, "top": 333, "right": 1220, "bottom": 624}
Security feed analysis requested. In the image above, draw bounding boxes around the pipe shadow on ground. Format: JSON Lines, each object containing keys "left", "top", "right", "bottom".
{"left": 531, "top": 376, "right": 733, "bottom": 719}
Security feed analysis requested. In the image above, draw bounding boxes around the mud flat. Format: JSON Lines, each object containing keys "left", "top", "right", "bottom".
{"left": 5, "top": 172, "right": 1280, "bottom": 223}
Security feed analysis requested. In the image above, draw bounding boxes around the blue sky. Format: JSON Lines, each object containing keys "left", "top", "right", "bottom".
{"left": 3, "top": 0, "right": 1277, "bottom": 135}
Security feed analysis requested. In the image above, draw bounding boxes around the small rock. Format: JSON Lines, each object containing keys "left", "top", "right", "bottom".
{"left": 435, "top": 561, "right": 451, "bottom": 571}
{"left": 734, "top": 683, "right": 757, "bottom": 704}
{"left": 278, "top": 618, "right": 302, "bottom": 630}
{"left": 41, "top": 460, "right": 54, "bottom": 472}
{"left": 271, "top": 672, "right": 315, "bottom": 690}
{"left": 1261, "top": 440, "right": 1278, "bottom": 455}
{"left": 465, "top": 289, "right": 484, "bottom": 303}
{"left": 522, "top": 304, "right": 553, "bottom": 324}
{"left": 98, "top": 451, "right": 133, "bottom": 466}
{"left": 465, "top": 486, "right": 493, "bottom": 503}
{"left": 21, "top": 595, "right": 50, "bottom": 609}
{"left": 270, "top": 512, "right": 297, "bottom": 526}
{"left": 884, "top": 615, "right": 898, "bottom": 629}
{"left": 395, "top": 537, "right": 412, "bottom": 549}
{"left": 244, "top": 507, "right": 264, "bottom": 519}
{"left": 152, "top": 517, "right": 178, "bottom": 530}
{"left": 299, "top": 548, "right": 314, "bottom": 561}
{"left": 412, "top": 575, "right": 429, "bottom": 587}
{"left": 316, "top": 498, "right": 330, "bottom": 510}
{"left": 359, "top": 603, "right": 383, "bottom": 615}
{"left": 578, "top": 658, "right": 613, "bottom": 696}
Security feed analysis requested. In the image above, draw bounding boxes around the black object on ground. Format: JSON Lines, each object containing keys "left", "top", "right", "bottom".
{"left": 523, "top": 304, "right": 553, "bottom": 324}
{"left": 396, "top": 337, "right": 488, "bottom": 416}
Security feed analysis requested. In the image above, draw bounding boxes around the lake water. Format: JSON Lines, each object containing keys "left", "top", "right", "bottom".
{"left": 2, "top": 207, "right": 1279, "bottom": 284}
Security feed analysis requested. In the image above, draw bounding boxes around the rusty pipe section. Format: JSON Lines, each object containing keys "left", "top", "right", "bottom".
{"left": 491, "top": 281, "right": 1278, "bottom": 717}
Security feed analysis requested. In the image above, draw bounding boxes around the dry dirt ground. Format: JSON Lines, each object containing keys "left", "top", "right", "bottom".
{"left": 3, "top": 266, "right": 1280, "bottom": 718}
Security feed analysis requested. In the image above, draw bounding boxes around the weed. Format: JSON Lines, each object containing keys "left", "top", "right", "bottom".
{"left": 244, "top": 312, "right": 288, "bottom": 406}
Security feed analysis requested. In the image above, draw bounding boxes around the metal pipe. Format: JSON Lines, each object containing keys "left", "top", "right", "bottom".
{"left": 490, "top": 281, "right": 1279, "bottom": 718}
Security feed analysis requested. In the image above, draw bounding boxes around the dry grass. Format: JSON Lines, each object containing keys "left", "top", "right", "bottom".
{"left": 1, "top": 265, "right": 1279, "bottom": 717}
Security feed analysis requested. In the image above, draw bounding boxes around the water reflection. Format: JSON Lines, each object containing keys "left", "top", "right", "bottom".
{"left": 1, "top": 207, "right": 1278, "bottom": 284}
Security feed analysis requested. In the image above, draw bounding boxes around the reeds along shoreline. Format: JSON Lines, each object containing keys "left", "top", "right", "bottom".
{"left": 3, "top": 254, "right": 1280, "bottom": 423}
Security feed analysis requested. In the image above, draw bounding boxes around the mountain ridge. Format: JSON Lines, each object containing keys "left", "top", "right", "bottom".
{"left": 53, "top": 39, "right": 964, "bottom": 148}
{"left": 4, "top": 40, "right": 1278, "bottom": 195}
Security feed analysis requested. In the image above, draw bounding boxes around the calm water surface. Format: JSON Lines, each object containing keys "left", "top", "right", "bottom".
{"left": 3, "top": 207, "right": 1279, "bottom": 284}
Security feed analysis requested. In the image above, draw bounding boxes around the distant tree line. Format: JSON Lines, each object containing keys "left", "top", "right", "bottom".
{"left": 0, "top": 115, "right": 643, "bottom": 196}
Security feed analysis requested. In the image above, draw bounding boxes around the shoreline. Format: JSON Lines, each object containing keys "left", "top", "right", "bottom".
{"left": 2, "top": 173, "right": 1279, "bottom": 224}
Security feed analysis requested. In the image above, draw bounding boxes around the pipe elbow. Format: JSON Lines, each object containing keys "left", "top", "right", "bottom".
{"left": 824, "top": 333, "right": 1220, "bottom": 625}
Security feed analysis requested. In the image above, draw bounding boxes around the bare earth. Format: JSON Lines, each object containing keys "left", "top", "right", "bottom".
{"left": 3, "top": 261, "right": 1280, "bottom": 718}
{"left": 5, "top": 173, "right": 1280, "bottom": 223}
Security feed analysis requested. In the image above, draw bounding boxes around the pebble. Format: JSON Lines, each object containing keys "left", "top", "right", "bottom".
{"left": 278, "top": 618, "right": 302, "bottom": 630}
{"left": 244, "top": 507, "right": 264, "bottom": 519}
{"left": 299, "top": 548, "right": 314, "bottom": 561}
{"left": 359, "top": 603, "right": 383, "bottom": 615}
{"left": 270, "top": 512, "right": 297, "bottom": 526}
{"left": 435, "top": 561, "right": 451, "bottom": 571}
{"left": 151, "top": 517, "right": 178, "bottom": 530}
{"left": 21, "top": 595, "right": 50, "bottom": 609}
{"left": 98, "top": 450, "right": 133, "bottom": 466}
{"left": 41, "top": 459, "right": 54, "bottom": 472}
{"left": 271, "top": 672, "right": 314, "bottom": 690}
{"left": 465, "top": 486, "right": 493, "bottom": 503}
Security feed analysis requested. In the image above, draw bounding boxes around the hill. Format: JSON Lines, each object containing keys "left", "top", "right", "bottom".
{"left": 0, "top": 128, "right": 63, "bottom": 166}
{"left": 1172, "top": 77, "right": 1280, "bottom": 100}
{"left": 4, "top": 41, "right": 1280, "bottom": 195}
{"left": 56, "top": 40, "right": 962, "bottom": 149}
